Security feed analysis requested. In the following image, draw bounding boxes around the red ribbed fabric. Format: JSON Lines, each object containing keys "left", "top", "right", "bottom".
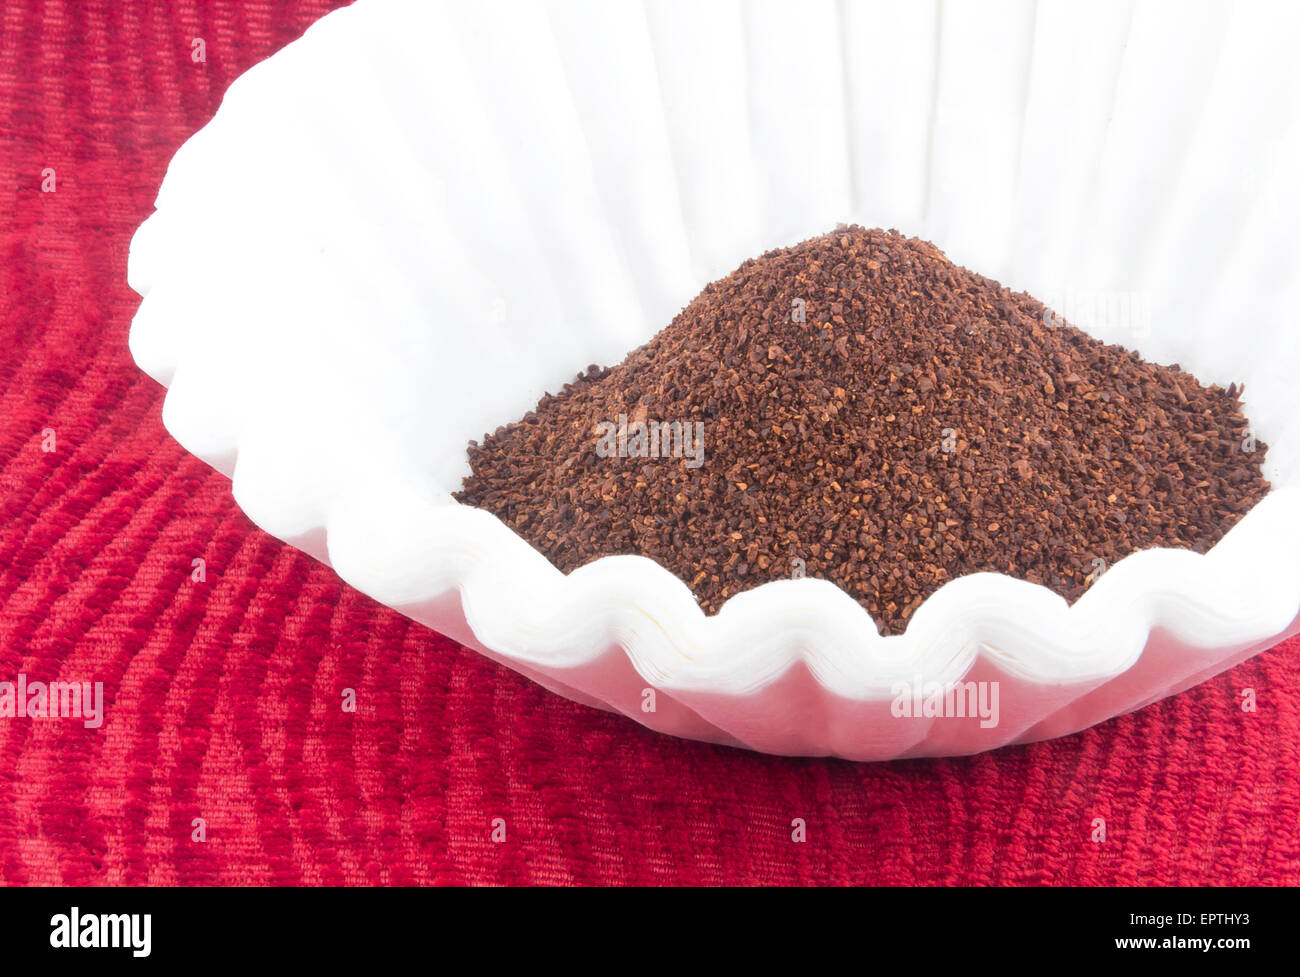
{"left": 1, "top": 0, "right": 1298, "bottom": 886}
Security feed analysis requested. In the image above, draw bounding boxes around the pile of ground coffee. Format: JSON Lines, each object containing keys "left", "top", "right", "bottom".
{"left": 455, "top": 227, "right": 1269, "bottom": 635}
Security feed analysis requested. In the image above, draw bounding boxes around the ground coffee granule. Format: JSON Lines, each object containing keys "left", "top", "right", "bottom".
{"left": 455, "top": 227, "right": 1270, "bottom": 635}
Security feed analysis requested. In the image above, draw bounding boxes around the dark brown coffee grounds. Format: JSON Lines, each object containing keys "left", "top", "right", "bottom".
{"left": 454, "top": 226, "right": 1270, "bottom": 635}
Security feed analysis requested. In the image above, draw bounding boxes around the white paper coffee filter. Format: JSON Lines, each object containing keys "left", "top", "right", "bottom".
{"left": 128, "top": 0, "right": 1300, "bottom": 759}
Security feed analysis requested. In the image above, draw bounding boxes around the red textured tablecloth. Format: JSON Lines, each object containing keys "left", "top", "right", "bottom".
{"left": 2, "top": 0, "right": 1298, "bottom": 887}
